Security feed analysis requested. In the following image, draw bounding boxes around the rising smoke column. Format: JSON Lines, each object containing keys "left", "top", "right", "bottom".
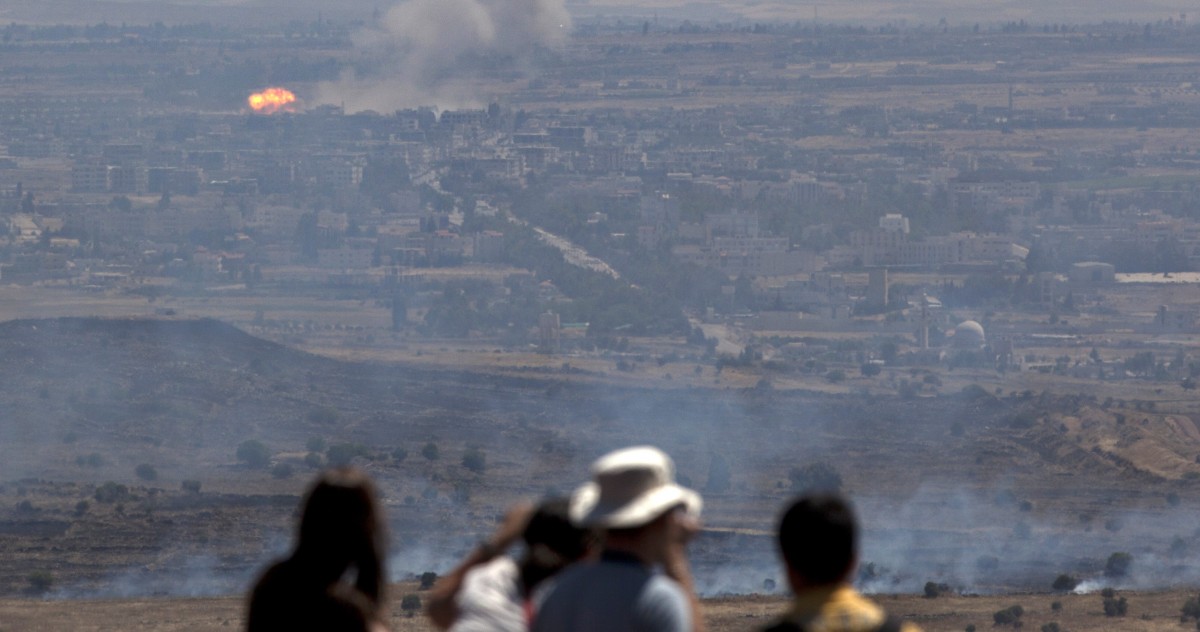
{"left": 316, "top": 0, "right": 570, "bottom": 112}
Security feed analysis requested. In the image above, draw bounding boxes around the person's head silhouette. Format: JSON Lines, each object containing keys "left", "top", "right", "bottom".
{"left": 247, "top": 468, "right": 388, "bottom": 632}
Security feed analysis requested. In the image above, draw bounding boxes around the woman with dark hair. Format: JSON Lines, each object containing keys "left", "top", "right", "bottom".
{"left": 426, "top": 498, "right": 595, "bottom": 632}
{"left": 247, "top": 468, "right": 389, "bottom": 632}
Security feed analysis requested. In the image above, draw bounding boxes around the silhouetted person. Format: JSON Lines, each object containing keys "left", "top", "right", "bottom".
{"left": 763, "top": 494, "right": 921, "bottom": 632}
{"left": 247, "top": 468, "right": 388, "bottom": 632}
{"left": 533, "top": 445, "right": 704, "bottom": 632}
{"left": 426, "top": 498, "right": 596, "bottom": 631}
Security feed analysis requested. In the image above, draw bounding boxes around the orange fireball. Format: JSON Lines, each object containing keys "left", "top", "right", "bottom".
{"left": 248, "top": 87, "right": 297, "bottom": 114}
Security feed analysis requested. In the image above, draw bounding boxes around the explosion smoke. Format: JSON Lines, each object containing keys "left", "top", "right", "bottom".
{"left": 315, "top": 0, "right": 570, "bottom": 112}
{"left": 248, "top": 87, "right": 298, "bottom": 114}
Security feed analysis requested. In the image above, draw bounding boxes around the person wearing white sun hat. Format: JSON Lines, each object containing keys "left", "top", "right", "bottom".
{"left": 532, "top": 445, "right": 705, "bottom": 632}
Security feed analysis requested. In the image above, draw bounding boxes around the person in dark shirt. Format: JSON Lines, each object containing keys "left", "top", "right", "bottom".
{"left": 246, "top": 468, "right": 389, "bottom": 632}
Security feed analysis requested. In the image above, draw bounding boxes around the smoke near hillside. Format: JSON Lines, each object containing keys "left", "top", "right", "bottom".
{"left": 4, "top": 318, "right": 1200, "bottom": 599}
{"left": 315, "top": 0, "right": 570, "bottom": 112}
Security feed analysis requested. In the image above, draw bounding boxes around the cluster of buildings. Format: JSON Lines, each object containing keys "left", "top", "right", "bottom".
{"left": 842, "top": 214, "right": 1029, "bottom": 268}
{"left": 4, "top": 22, "right": 1200, "bottom": 359}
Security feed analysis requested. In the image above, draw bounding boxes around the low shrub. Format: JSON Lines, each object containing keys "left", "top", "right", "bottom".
{"left": 94, "top": 481, "right": 129, "bottom": 504}
{"left": 135, "top": 463, "right": 157, "bottom": 481}
{"left": 924, "top": 581, "right": 950, "bottom": 598}
{"left": 236, "top": 440, "right": 270, "bottom": 469}
{"left": 1052, "top": 574, "right": 1079, "bottom": 592}
{"left": 27, "top": 571, "right": 53, "bottom": 594}
{"left": 462, "top": 448, "right": 486, "bottom": 474}
{"left": 1181, "top": 594, "right": 1200, "bottom": 620}
{"left": 993, "top": 605, "right": 1024, "bottom": 627}
{"left": 1105, "top": 552, "right": 1132, "bottom": 578}
{"left": 1103, "top": 595, "right": 1128, "bottom": 617}
{"left": 400, "top": 594, "right": 421, "bottom": 617}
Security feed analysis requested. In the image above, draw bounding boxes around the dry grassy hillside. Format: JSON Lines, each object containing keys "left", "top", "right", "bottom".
{"left": 0, "top": 318, "right": 1198, "bottom": 600}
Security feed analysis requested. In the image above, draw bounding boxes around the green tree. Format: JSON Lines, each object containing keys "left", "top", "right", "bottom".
{"left": 422, "top": 442, "right": 440, "bottom": 461}
{"left": 135, "top": 463, "right": 158, "bottom": 481}
{"left": 461, "top": 447, "right": 486, "bottom": 474}
{"left": 993, "top": 605, "right": 1024, "bottom": 626}
{"left": 237, "top": 440, "right": 271, "bottom": 469}
{"left": 1052, "top": 574, "right": 1078, "bottom": 592}
{"left": 1124, "top": 352, "right": 1155, "bottom": 377}
{"left": 1180, "top": 594, "right": 1200, "bottom": 620}
{"left": 1105, "top": 552, "right": 1132, "bottom": 578}
{"left": 27, "top": 571, "right": 53, "bottom": 594}
{"left": 924, "top": 581, "right": 949, "bottom": 598}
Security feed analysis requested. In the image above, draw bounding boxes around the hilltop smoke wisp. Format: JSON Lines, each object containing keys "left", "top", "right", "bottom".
{"left": 316, "top": 0, "right": 570, "bottom": 112}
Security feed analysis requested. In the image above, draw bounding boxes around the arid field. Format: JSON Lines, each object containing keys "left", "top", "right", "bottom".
{"left": 4, "top": 587, "right": 1200, "bottom": 631}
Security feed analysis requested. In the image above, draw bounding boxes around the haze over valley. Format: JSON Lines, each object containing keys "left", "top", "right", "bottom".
{"left": 4, "top": 0, "right": 1200, "bottom": 629}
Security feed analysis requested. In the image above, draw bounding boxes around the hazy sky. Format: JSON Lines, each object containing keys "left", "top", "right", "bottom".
{"left": 0, "top": 0, "right": 1193, "bottom": 26}
{"left": 580, "top": 0, "right": 1195, "bottom": 26}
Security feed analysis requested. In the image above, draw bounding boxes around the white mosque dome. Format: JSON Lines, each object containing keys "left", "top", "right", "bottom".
{"left": 953, "top": 320, "right": 986, "bottom": 348}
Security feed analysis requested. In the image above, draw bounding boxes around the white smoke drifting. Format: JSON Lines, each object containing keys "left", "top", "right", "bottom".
{"left": 316, "top": 0, "right": 570, "bottom": 112}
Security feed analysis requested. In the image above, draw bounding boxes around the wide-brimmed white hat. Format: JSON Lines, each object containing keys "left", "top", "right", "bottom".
{"left": 569, "top": 446, "right": 702, "bottom": 529}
